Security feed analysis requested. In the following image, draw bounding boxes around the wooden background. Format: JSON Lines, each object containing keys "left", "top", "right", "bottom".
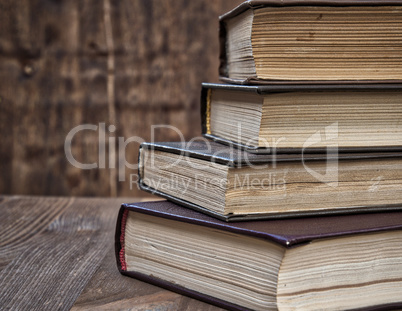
{"left": 0, "top": 0, "right": 243, "bottom": 197}
{"left": 0, "top": 195, "right": 227, "bottom": 310}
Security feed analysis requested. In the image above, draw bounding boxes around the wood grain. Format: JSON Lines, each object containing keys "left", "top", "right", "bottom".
{"left": 0, "top": 195, "right": 225, "bottom": 310}
{"left": 71, "top": 246, "right": 225, "bottom": 311}
{"left": 0, "top": 0, "right": 243, "bottom": 197}
{"left": 0, "top": 196, "right": 73, "bottom": 271}
{"left": 0, "top": 196, "right": 121, "bottom": 310}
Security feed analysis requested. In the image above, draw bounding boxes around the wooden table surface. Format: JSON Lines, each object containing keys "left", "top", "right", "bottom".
{"left": 0, "top": 196, "right": 225, "bottom": 311}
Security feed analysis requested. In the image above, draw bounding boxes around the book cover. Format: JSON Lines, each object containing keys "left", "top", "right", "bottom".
{"left": 200, "top": 82, "right": 402, "bottom": 153}
{"left": 138, "top": 141, "right": 402, "bottom": 221}
{"left": 116, "top": 200, "right": 402, "bottom": 311}
{"left": 218, "top": 0, "right": 402, "bottom": 83}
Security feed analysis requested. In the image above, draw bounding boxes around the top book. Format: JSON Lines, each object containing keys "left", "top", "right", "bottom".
{"left": 219, "top": 0, "right": 402, "bottom": 84}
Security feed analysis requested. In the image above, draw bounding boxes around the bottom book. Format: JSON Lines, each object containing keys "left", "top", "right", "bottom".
{"left": 115, "top": 200, "right": 402, "bottom": 311}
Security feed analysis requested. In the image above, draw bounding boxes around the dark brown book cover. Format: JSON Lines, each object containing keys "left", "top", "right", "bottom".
{"left": 218, "top": 0, "right": 402, "bottom": 85}
{"left": 200, "top": 82, "right": 402, "bottom": 154}
{"left": 115, "top": 200, "right": 402, "bottom": 311}
{"left": 138, "top": 141, "right": 402, "bottom": 221}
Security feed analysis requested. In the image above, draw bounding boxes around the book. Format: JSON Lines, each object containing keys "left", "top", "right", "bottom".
{"left": 219, "top": 0, "right": 402, "bottom": 83}
{"left": 138, "top": 140, "right": 402, "bottom": 221}
{"left": 201, "top": 82, "right": 402, "bottom": 152}
{"left": 116, "top": 200, "right": 402, "bottom": 311}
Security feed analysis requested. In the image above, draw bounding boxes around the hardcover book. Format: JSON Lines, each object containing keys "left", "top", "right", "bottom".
{"left": 138, "top": 141, "right": 402, "bottom": 221}
{"left": 219, "top": 0, "right": 402, "bottom": 83}
{"left": 116, "top": 200, "right": 402, "bottom": 311}
{"left": 201, "top": 82, "right": 402, "bottom": 152}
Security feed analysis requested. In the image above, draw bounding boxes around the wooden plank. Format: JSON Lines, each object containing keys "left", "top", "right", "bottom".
{"left": 0, "top": 0, "right": 243, "bottom": 198}
{"left": 0, "top": 196, "right": 226, "bottom": 310}
{"left": 0, "top": 196, "right": 73, "bottom": 271}
{"left": 71, "top": 245, "right": 225, "bottom": 311}
{"left": 0, "top": 196, "right": 122, "bottom": 311}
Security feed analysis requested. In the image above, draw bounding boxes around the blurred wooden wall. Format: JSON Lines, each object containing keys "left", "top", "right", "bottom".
{"left": 0, "top": 0, "right": 242, "bottom": 197}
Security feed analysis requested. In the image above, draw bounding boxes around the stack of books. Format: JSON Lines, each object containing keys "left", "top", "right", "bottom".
{"left": 115, "top": 1, "right": 402, "bottom": 310}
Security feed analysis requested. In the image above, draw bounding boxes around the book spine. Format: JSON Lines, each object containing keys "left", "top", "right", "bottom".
{"left": 137, "top": 144, "right": 147, "bottom": 192}
{"left": 114, "top": 204, "right": 253, "bottom": 311}
{"left": 218, "top": 17, "right": 228, "bottom": 79}
{"left": 114, "top": 204, "right": 129, "bottom": 272}
{"left": 200, "top": 85, "right": 210, "bottom": 136}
